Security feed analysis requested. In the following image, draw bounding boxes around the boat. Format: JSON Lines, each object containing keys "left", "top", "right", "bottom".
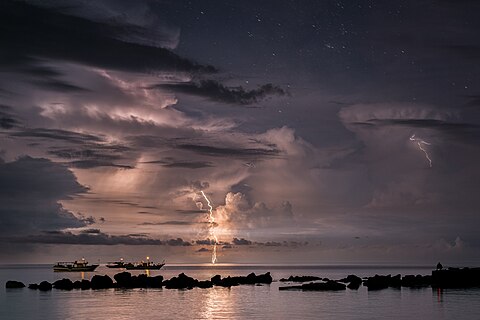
{"left": 53, "top": 258, "right": 99, "bottom": 272}
{"left": 106, "top": 258, "right": 127, "bottom": 269}
{"left": 124, "top": 257, "right": 165, "bottom": 270}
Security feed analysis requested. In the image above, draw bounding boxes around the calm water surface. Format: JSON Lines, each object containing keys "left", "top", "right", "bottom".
{"left": 1, "top": 264, "right": 480, "bottom": 319}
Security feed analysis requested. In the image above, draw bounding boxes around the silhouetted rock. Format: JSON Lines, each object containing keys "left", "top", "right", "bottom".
{"left": 38, "top": 281, "right": 52, "bottom": 291}
{"left": 341, "top": 275, "right": 362, "bottom": 290}
{"left": 114, "top": 272, "right": 133, "bottom": 287}
{"left": 280, "top": 275, "right": 323, "bottom": 282}
{"left": 280, "top": 280, "right": 346, "bottom": 291}
{"left": 363, "top": 274, "right": 402, "bottom": 290}
{"left": 28, "top": 283, "right": 39, "bottom": 290}
{"left": 401, "top": 275, "right": 431, "bottom": 287}
{"left": 6, "top": 280, "right": 25, "bottom": 288}
{"left": 211, "top": 275, "right": 222, "bottom": 285}
{"left": 213, "top": 272, "right": 273, "bottom": 287}
{"left": 432, "top": 267, "right": 480, "bottom": 288}
{"left": 197, "top": 280, "right": 213, "bottom": 288}
{"left": 73, "top": 281, "right": 82, "bottom": 289}
{"left": 163, "top": 273, "right": 198, "bottom": 289}
{"left": 53, "top": 278, "right": 73, "bottom": 290}
{"left": 146, "top": 275, "right": 164, "bottom": 288}
{"left": 91, "top": 275, "right": 113, "bottom": 289}
{"left": 80, "top": 280, "right": 91, "bottom": 290}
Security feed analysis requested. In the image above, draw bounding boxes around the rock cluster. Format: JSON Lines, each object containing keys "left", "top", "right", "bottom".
{"left": 279, "top": 280, "right": 346, "bottom": 291}
{"left": 279, "top": 275, "right": 322, "bottom": 282}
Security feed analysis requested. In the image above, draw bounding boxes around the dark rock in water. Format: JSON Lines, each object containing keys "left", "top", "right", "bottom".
{"left": 211, "top": 275, "right": 222, "bottom": 286}
{"left": 364, "top": 274, "right": 402, "bottom": 290}
{"left": 255, "top": 272, "right": 273, "bottom": 284}
{"left": 338, "top": 274, "right": 362, "bottom": 289}
{"left": 197, "top": 280, "right": 213, "bottom": 289}
{"left": 91, "top": 275, "right": 113, "bottom": 289}
{"left": 80, "top": 280, "right": 91, "bottom": 290}
{"left": 28, "top": 283, "right": 39, "bottom": 290}
{"left": 6, "top": 280, "right": 25, "bottom": 288}
{"left": 114, "top": 272, "right": 132, "bottom": 287}
{"left": 213, "top": 272, "right": 273, "bottom": 287}
{"left": 401, "top": 274, "right": 431, "bottom": 288}
{"left": 38, "top": 281, "right": 52, "bottom": 291}
{"left": 72, "top": 280, "right": 82, "bottom": 289}
{"left": 432, "top": 267, "right": 480, "bottom": 288}
{"left": 147, "top": 275, "right": 163, "bottom": 288}
{"left": 114, "top": 272, "right": 163, "bottom": 288}
{"left": 163, "top": 273, "right": 198, "bottom": 289}
{"left": 279, "top": 275, "right": 323, "bottom": 282}
{"left": 280, "top": 280, "right": 346, "bottom": 291}
{"left": 53, "top": 278, "right": 73, "bottom": 290}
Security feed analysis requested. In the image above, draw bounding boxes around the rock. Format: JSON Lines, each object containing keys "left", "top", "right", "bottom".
{"left": 280, "top": 280, "right": 346, "bottom": 291}
{"left": 146, "top": 275, "right": 163, "bottom": 288}
{"left": 91, "top": 275, "right": 113, "bottom": 289}
{"left": 80, "top": 280, "right": 91, "bottom": 290}
{"left": 5, "top": 280, "right": 25, "bottom": 289}
{"left": 28, "top": 283, "right": 39, "bottom": 290}
{"left": 163, "top": 273, "right": 198, "bottom": 289}
{"left": 432, "top": 267, "right": 480, "bottom": 288}
{"left": 38, "top": 281, "right": 52, "bottom": 291}
{"left": 6, "top": 280, "right": 25, "bottom": 288}
{"left": 197, "top": 280, "right": 213, "bottom": 289}
{"left": 114, "top": 272, "right": 133, "bottom": 287}
{"left": 72, "top": 281, "right": 82, "bottom": 289}
{"left": 279, "top": 275, "right": 323, "bottom": 282}
{"left": 338, "top": 274, "right": 362, "bottom": 290}
{"left": 211, "top": 275, "right": 222, "bottom": 285}
{"left": 213, "top": 272, "right": 273, "bottom": 287}
{"left": 363, "top": 274, "right": 402, "bottom": 290}
{"left": 401, "top": 274, "right": 431, "bottom": 287}
{"left": 53, "top": 278, "right": 73, "bottom": 290}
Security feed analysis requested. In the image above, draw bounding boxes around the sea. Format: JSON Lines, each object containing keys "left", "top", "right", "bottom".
{"left": 1, "top": 264, "right": 480, "bottom": 319}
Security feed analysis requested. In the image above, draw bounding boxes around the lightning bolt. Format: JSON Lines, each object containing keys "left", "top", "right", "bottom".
{"left": 200, "top": 190, "right": 218, "bottom": 264}
{"left": 409, "top": 134, "right": 432, "bottom": 168}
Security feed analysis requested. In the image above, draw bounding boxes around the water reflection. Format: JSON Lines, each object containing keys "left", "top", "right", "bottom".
{"left": 201, "top": 287, "right": 234, "bottom": 319}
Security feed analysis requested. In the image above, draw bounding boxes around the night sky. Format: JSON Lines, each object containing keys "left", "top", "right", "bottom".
{"left": 1, "top": 0, "right": 479, "bottom": 264}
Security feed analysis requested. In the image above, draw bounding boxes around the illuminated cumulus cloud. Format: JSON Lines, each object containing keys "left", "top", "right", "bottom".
{"left": 215, "top": 192, "right": 294, "bottom": 231}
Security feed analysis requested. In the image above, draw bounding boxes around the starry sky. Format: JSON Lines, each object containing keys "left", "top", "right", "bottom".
{"left": 1, "top": 0, "right": 479, "bottom": 264}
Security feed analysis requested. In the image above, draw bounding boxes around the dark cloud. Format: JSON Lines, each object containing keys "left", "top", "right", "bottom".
{"left": 352, "top": 118, "right": 480, "bottom": 142}
{"left": 14, "top": 230, "right": 165, "bottom": 245}
{"left": 11, "top": 128, "right": 104, "bottom": 144}
{"left": 66, "top": 160, "right": 134, "bottom": 169}
{"left": 177, "top": 143, "right": 279, "bottom": 158}
{"left": 0, "top": 105, "right": 19, "bottom": 129}
{"left": 0, "top": 1, "right": 216, "bottom": 75}
{"left": 29, "top": 78, "right": 90, "bottom": 93}
{"left": 140, "top": 221, "right": 194, "bottom": 226}
{"left": 195, "top": 239, "right": 216, "bottom": 245}
{"left": 0, "top": 156, "right": 87, "bottom": 235}
{"left": 166, "top": 238, "right": 191, "bottom": 246}
{"left": 232, "top": 237, "right": 252, "bottom": 245}
{"left": 153, "top": 80, "right": 286, "bottom": 105}
{"left": 141, "top": 158, "right": 214, "bottom": 169}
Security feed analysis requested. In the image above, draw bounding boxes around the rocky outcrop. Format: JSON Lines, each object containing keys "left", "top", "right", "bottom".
{"left": 211, "top": 272, "right": 273, "bottom": 287}
{"left": 38, "top": 281, "right": 52, "bottom": 291}
{"left": 279, "top": 280, "right": 346, "bottom": 291}
{"left": 53, "top": 278, "right": 74, "bottom": 290}
{"left": 432, "top": 267, "right": 480, "bottom": 288}
{"left": 401, "top": 275, "right": 431, "bottom": 287}
{"left": 114, "top": 272, "right": 163, "bottom": 288}
{"left": 279, "top": 275, "right": 322, "bottom": 282}
{"left": 338, "top": 275, "right": 362, "bottom": 290}
{"left": 90, "top": 275, "right": 113, "bottom": 289}
{"left": 5, "top": 280, "right": 25, "bottom": 288}
{"left": 363, "top": 274, "right": 401, "bottom": 290}
{"left": 163, "top": 273, "right": 204, "bottom": 289}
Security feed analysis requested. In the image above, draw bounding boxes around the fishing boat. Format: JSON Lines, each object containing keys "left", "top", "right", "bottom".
{"left": 53, "top": 258, "right": 99, "bottom": 272}
{"left": 106, "top": 258, "right": 126, "bottom": 268}
{"left": 124, "top": 257, "right": 165, "bottom": 270}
